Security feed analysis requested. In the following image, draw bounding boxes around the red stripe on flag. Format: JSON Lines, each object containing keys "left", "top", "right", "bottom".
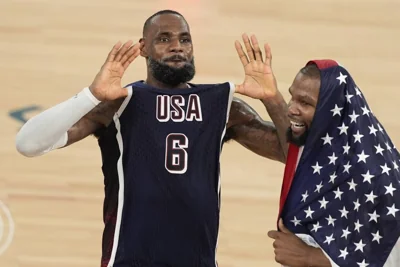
{"left": 278, "top": 144, "right": 300, "bottom": 225}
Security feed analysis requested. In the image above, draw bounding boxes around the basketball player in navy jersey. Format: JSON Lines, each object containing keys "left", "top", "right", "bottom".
{"left": 15, "top": 10, "right": 288, "bottom": 267}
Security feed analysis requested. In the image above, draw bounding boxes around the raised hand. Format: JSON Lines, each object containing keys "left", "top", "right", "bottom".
{"left": 89, "top": 40, "right": 141, "bottom": 101}
{"left": 234, "top": 34, "right": 277, "bottom": 100}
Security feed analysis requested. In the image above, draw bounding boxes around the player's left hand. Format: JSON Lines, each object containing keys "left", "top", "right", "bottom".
{"left": 234, "top": 33, "right": 277, "bottom": 100}
{"left": 267, "top": 219, "right": 314, "bottom": 267}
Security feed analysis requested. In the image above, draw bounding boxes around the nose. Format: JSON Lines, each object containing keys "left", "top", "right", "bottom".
{"left": 288, "top": 100, "right": 300, "bottom": 116}
{"left": 169, "top": 39, "right": 183, "bottom": 53}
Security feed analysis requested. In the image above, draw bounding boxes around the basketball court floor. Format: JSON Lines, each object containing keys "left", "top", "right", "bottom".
{"left": 1, "top": 0, "right": 400, "bottom": 266}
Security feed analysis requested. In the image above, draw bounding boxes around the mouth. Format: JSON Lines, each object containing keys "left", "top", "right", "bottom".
{"left": 165, "top": 55, "right": 187, "bottom": 63}
{"left": 290, "top": 120, "right": 305, "bottom": 128}
{"left": 167, "top": 59, "right": 185, "bottom": 63}
{"left": 290, "top": 120, "right": 306, "bottom": 134}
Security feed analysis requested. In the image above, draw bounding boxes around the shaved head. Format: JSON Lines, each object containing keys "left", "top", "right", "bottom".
{"left": 143, "top": 10, "right": 188, "bottom": 36}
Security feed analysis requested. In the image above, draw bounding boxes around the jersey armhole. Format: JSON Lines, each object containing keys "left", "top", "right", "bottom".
{"left": 115, "top": 85, "right": 133, "bottom": 118}
{"left": 225, "top": 82, "right": 236, "bottom": 124}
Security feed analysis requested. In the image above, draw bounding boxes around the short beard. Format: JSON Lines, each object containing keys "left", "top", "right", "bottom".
{"left": 286, "top": 127, "right": 309, "bottom": 147}
{"left": 148, "top": 56, "right": 195, "bottom": 87}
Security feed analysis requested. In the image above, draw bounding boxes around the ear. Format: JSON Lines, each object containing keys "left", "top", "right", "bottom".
{"left": 139, "top": 38, "right": 148, "bottom": 58}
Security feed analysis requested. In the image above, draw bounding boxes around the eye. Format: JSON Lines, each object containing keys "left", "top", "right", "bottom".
{"left": 160, "top": 37, "right": 169, "bottom": 42}
{"left": 180, "top": 38, "right": 191, "bottom": 43}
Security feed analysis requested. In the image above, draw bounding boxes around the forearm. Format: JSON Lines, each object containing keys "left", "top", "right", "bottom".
{"left": 261, "top": 91, "right": 289, "bottom": 160}
{"left": 15, "top": 87, "right": 100, "bottom": 157}
{"left": 228, "top": 120, "right": 285, "bottom": 162}
{"left": 226, "top": 97, "right": 285, "bottom": 163}
{"left": 65, "top": 117, "right": 103, "bottom": 146}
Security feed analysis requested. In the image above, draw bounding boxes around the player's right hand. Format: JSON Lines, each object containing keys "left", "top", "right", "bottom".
{"left": 234, "top": 34, "right": 278, "bottom": 101}
{"left": 89, "top": 40, "right": 141, "bottom": 101}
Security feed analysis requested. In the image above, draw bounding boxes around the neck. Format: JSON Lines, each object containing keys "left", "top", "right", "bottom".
{"left": 145, "top": 76, "right": 189, "bottom": 90}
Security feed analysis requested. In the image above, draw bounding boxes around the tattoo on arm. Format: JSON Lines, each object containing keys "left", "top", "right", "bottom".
{"left": 65, "top": 98, "right": 124, "bottom": 146}
{"left": 226, "top": 97, "right": 285, "bottom": 163}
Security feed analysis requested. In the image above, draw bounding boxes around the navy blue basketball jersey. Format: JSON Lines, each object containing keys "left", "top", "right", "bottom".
{"left": 97, "top": 81, "right": 235, "bottom": 267}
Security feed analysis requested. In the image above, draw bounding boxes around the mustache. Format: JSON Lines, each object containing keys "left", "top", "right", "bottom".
{"left": 163, "top": 55, "right": 187, "bottom": 62}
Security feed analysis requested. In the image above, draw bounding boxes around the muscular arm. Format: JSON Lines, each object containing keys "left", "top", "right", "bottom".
{"left": 225, "top": 97, "right": 285, "bottom": 163}
{"left": 260, "top": 90, "right": 290, "bottom": 160}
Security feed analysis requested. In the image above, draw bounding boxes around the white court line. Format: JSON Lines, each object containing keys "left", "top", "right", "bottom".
{"left": 0, "top": 200, "right": 15, "bottom": 256}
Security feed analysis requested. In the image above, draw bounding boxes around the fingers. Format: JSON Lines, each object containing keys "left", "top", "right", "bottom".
{"left": 237, "top": 33, "right": 264, "bottom": 63}
{"left": 105, "top": 41, "right": 122, "bottom": 63}
{"left": 274, "top": 253, "right": 287, "bottom": 265}
{"left": 105, "top": 40, "right": 135, "bottom": 64}
{"left": 123, "top": 47, "right": 141, "bottom": 70}
{"left": 250, "top": 34, "right": 262, "bottom": 61}
{"left": 114, "top": 40, "right": 134, "bottom": 62}
{"left": 267, "top": 230, "right": 280, "bottom": 239}
{"left": 242, "top": 33, "right": 255, "bottom": 61}
{"left": 264, "top": 43, "right": 272, "bottom": 66}
{"left": 121, "top": 43, "right": 141, "bottom": 69}
{"left": 235, "top": 40, "right": 249, "bottom": 66}
{"left": 234, "top": 84, "right": 245, "bottom": 96}
{"left": 120, "top": 87, "right": 129, "bottom": 98}
{"left": 278, "top": 218, "right": 291, "bottom": 234}
{"left": 269, "top": 219, "right": 291, "bottom": 239}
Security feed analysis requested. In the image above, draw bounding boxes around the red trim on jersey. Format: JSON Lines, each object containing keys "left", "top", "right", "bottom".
{"left": 101, "top": 204, "right": 118, "bottom": 267}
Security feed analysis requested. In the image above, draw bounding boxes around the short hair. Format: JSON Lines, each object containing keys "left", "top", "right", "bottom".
{"left": 299, "top": 63, "right": 320, "bottom": 79}
{"left": 143, "top": 10, "right": 188, "bottom": 36}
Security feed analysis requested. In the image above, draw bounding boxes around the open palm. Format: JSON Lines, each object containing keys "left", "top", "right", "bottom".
{"left": 234, "top": 34, "right": 277, "bottom": 100}
{"left": 89, "top": 40, "right": 141, "bottom": 101}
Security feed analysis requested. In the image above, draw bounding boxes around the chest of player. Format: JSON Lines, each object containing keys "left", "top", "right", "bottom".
{"left": 119, "top": 87, "right": 228, "bottom": 134}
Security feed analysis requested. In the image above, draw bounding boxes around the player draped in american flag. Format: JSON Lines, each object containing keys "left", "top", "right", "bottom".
{"left": 267, "top": 59, "right": 400, "bottom": 267}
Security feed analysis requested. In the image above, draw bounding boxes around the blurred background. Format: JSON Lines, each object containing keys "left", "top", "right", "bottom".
{"left": 1, "top": 0, "right": 400, "bottom": 266}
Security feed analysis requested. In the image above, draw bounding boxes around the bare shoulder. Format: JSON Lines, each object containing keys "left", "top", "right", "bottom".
{"left": 231, "top": 96, "right": 250, "bottom": 110}
{"left": 227, "top": 97, "right": 259, "bottom": 128}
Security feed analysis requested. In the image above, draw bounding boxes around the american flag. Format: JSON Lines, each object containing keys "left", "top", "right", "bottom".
{"left": 279, "top": 60, "right": 400, "bottom": 267}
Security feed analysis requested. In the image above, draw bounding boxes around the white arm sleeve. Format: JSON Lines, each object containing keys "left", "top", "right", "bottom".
{"left": 15, "top": 87, "right": 101, "bottom": 157}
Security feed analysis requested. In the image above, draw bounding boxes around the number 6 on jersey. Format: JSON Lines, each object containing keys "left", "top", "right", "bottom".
{"left": 165, "top": 133, "right": 189, "bottom": 174}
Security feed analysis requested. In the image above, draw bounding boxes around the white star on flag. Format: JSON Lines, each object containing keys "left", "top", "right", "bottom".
{"left": 375, "top": 144, "right": 384, "bottom": 155}
{"left": 361, "top": 106, "right": 370, "bottom": 116}
{"left": 336, "top": 72, "right": 347, "bottom": 84}
{"left": 321, "top": 133, "right": 333, "bottom": 145}
{"left": 328, "top": 152, "right": 338, "bottom": 165}
{"left": 312, "top": 162, "right": 323, "bottom": 174}
{"left": 369, "top": 125, "right": 378, "bottom": 136}
{"left": 291, "top": 216, "right": 301, "bottom": 226}
{"left": 387, "top": 204, "right": 399, "bottom": 217}
{"left": 341, "top": 227, "right": 351, "bottom": 240}
{"left": 353, "top": 131, "right": 364, "bottom": 143}
{"left": 338, "top": 122, "right": 348, "bottom": 135}
{"left": 345, "top": 91, "right": 354, "bottom": 103}
{"left": 349, "top": 111, "right": 360, "bottom": 124}
{"left": 357, "top": 150, "right": 369, "bottom": 163}
{"left": 385, "top": 183, "right": 396, "bottom": 196}
{"left": 330, "top": 104, "right": 343, "bottom": 117}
